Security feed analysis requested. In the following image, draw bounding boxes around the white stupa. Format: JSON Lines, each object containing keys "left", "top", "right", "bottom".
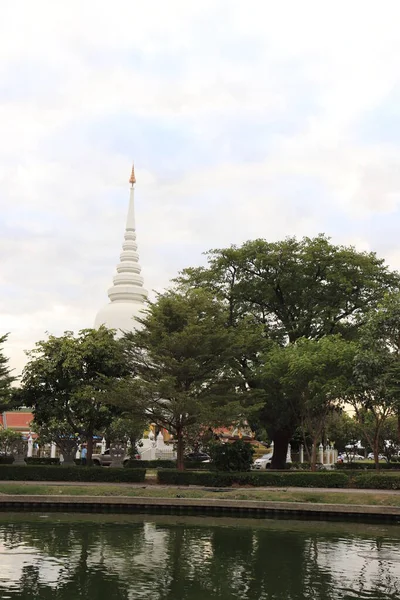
{"left": 94, "top": 164, "right": 148, "bottom": 333}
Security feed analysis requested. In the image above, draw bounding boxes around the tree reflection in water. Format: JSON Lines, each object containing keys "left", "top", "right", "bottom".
{"left": 0, "top": 515, "right": 399, "bottom": 599}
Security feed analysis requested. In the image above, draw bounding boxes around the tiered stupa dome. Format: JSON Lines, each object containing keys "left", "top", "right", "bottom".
{"left": 94, "top": 165, "right": 148, "bottom": 334}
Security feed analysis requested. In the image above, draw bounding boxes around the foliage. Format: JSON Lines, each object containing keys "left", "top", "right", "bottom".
{"left": 123, "top": 459, "right": 177, "bottom": 469}
{"left": 345, "top": 294, "right": 400, "bottom": 468}
{"left": 325, "top": 411, "right": 362, "bottom": 453}
{"left": 0, "top": 465, "right": 146, "bottom": 482}
{"left": 106, "top": 415, "right": 147, "bottom": 456}
{"left": 208, "top": 440, "right": 254, "bottom": 472}
{"left": 353, "top": 473, "right": 400, "bottom": 490}
{"left": 0, "top": 455, "right": 13, "bottom": 464}
{"left": 33, "top": 418, "right": 80, "bottom": 462}
{"left": 157, "top": 469, "right": 350, "bottom": 488}
{"left": 258, "top": 336, "right": 356, "bottom": 470}
{"left": 0, "top": 334, "right": 16, "bottom": 412}
{"left": 178, "top": 235, "right": 399, "bottom": 468}
{"left": 20, "top": 327, "right": 129, "bottom": 460}
{"left": 0, "top": 428, "right": 22, "bottom": 454}
{"left": 110, "top": 289, "right": 246, "bottom": 470}
{"left": 336, "top": 462, "right": 400, "bottom": 470}
{"left": 25, "top": 457, "right": 60, "bottom": 465}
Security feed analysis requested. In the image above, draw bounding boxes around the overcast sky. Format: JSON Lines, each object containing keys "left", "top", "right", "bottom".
{"left": 2, "top": 0, "right": 400, "bottom": 378}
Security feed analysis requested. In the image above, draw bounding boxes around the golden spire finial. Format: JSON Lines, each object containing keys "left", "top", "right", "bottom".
{"left": 129, "top": 163, "right": 136, "bottom": 186}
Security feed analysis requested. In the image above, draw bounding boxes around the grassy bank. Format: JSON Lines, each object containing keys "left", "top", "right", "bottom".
{"left": 0, "top": 483, "right": 400, "bottom": 507}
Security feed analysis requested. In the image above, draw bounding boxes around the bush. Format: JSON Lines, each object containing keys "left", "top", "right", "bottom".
{"left": 0, "top": 465, "right": 146, "bottom": 483}
{"left": 353, "top": 474, "right": 400, "bottom": 490}
{"left": 336, "top": 462, "right": 400, "bottom": 470}
{"left": 25, "top": 457, "right": 60, "bottom": 466}
{"left": 208, "top": 440, "right": 254, "bottom": 472}
{"left": 123, "top": 459, "right": 177, "bottom": 469}
{"left": 0, "top": 455, "right": 13, "bottom": 465}
{"left": 157, "top": 469, "right": 350, "bottom": 488}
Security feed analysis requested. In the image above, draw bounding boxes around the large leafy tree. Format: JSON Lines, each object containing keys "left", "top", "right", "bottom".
{"left": 20, "top": 327, "right": 128, "bottom": 461}
{"left": 345, "top": 293, "right": 400, "bottom": 469}
{"left": 178, "top": 235, "right": 399, "bottom": 467}
{"left": 109, "top": 290, "right": 245, "bottom": 470}
{"left": 258, "top": 336, "right": 355, "bottom": 470}
{"left": 0, "top": 333, "right": 16, "bottom": 413}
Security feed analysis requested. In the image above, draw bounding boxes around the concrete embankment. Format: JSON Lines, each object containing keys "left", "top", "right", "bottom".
{"left": 0, "top": 494, "right": 399, "bottom": 523}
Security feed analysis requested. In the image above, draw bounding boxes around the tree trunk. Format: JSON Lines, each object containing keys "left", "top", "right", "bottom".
{"left": 176, "top": 428, "right": 184, "bottom": 471}
{"left": 86, "top": 434, "right": 93, "bottom": 465}
{"left": 373, "top": 436, "right": 380, "bottom": 471}
{"left": 271, "top": 431, "right": 290, "bottom": 469}
{"left": 311, "top": 439, "right": 318, "bottom": 472}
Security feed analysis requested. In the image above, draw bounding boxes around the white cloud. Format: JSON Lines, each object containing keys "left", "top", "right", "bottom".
{"left": 2, "top": 0, "right": 400, "bottom": 375}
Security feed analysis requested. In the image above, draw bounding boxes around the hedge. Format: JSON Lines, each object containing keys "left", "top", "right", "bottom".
{"left": 124, "top": 459, "right": 177, "bottom": 469}
{"left": 0, "top": 465, "right": 146, "bottom": 483}
{"left": 336, "top": 462, "right": 400, "bottom": 470}
{"left": 25, "top": 457, "right": 60, "bottom": 466}
{"left": 157, "top": 470, "right": 350, "bottom": 488}
{"left": 353, "top": 473, "right": 400, "bottom": 490}
{"left": 0, "top": 456, "right": 13, "bottom": 465}
{"left": 124, "top": 459, "right": 210, "bottom": 470}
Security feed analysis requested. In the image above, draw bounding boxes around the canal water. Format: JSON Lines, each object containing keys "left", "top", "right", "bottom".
{"left": 0, "top": 514, "right": 399, "bottom": 599}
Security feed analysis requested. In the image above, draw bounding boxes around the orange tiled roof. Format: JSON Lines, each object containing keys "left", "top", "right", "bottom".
{"left": 4, "top": 412, "right": 33, "bottom": 429}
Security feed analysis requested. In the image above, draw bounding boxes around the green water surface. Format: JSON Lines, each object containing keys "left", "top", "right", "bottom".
{"left": 0, "top": 513, "right": 399, "bottom": 599}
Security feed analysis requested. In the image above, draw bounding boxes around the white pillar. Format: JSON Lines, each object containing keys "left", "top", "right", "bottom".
{"left": 319, "top": 443, "right": 324, "bottom": 465}
{"left": 286, "top": 443, "right": 292, "bottom": 463}
{"left": 299, "top": 444, "right": 304, "bottom": 464}
{"left": 27, "top": 436, "right": 33, "bottom": 458}
{"left": 101, "top": 437, "right": 107, "bottom": 453}
{"left": 50, "top": 442, "right": 57, "bottom": 459}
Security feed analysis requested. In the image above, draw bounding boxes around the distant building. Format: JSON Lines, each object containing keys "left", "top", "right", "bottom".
{"left": 0, "top": 411, "right": 33, "bottom": 439}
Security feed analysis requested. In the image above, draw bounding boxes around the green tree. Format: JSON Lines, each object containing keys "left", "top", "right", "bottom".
{"left": 178, "top": 235, "right": 399, "bottom": 467}
{"left": 20, "top": 327, "right": 128, "bottom": 461}
{"left": 110, "top": 290, "right": 245, "bottom": 470}
{"left": 33, "top": 417, "right": 80, "bottom": 464}
{"left": 0, "top": 333, "right": 16, "bottom": 412}
{"left": 325, "top": 410, "right": 362, "bottom": 454}
{"left": 257, "top": 336, "right": 355, "bottom": 470}
{"left": 345, "top": 294, "right": 400, "bottom": 469}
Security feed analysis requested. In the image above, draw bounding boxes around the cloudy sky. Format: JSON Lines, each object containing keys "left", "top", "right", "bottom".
{"left": 2, "top": 0, "right": 400, "bottom": 377}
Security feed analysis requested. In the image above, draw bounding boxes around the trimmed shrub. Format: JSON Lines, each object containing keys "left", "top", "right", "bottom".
{"left": 209, "top": 440, "right": 254, "bottom": 472}
{"left": 124, "top": 459, "right": 210, "bottom": 470}
{"left": 124, "top": 459, "right": 177, "bottom": 469}
{"left": 157, "top": 469, "right": 350, "bottom": 488}
{"left": 0, "top": 455, "right": 13, "bottom": 465}
{"left": 0, "top": 465, "right": 146, "bottom": 483}
{"left": 353, "top": 474, "right": 400, "bottom": 490}
{"left": 336, "top": 462, "right": 400, "bottom": 471}
{"left": 25, "top": 457, "right": 60, "bottom": 466}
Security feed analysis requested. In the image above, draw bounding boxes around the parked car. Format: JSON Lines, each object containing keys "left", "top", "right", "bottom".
{"left": 92, "top": 449, "right": 130, "bottom": 467}
{"left": 337, "top": 453, "right": 365, "bottom": 463}
{"left": 185, "top": 452, "right": 211, "bottom": 462}
{"left": 252, "top": 453, "right": 273, "bottom": 470}
{"left": 367, "top": 453, "right": 388, "bottom": 462}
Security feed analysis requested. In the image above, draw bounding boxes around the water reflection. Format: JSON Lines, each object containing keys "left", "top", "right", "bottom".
{"left": 0, "top": 514, "right": 399, "bottom": 599}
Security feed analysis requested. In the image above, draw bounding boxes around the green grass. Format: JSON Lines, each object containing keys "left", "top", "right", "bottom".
{"left": 1, "top": 484, "right": 400, "bottom": 507}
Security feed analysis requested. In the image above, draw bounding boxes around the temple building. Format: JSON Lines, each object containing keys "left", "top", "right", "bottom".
{"left": 94, "top": 164, "right": 148, "bottom": 333}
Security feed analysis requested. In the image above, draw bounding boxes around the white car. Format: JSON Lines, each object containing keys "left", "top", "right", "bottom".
{"left": 337, "top": 453, "right": 365, "bottom": 463}
{"left": 367, "top": 453, "right": 388, "bottom": 461}
{"left": 252, "top": 453, "right": 273, "bottom": 470}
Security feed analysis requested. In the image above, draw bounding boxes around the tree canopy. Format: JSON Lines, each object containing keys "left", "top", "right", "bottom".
{"left": 20, "top": 327, "right": 128, "bottom": 460}
{"left": 110, "top": 289, "right": 246, "bottom": 470}
{"left": 177, "top": 235, "right": 399, "bottom": 467}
